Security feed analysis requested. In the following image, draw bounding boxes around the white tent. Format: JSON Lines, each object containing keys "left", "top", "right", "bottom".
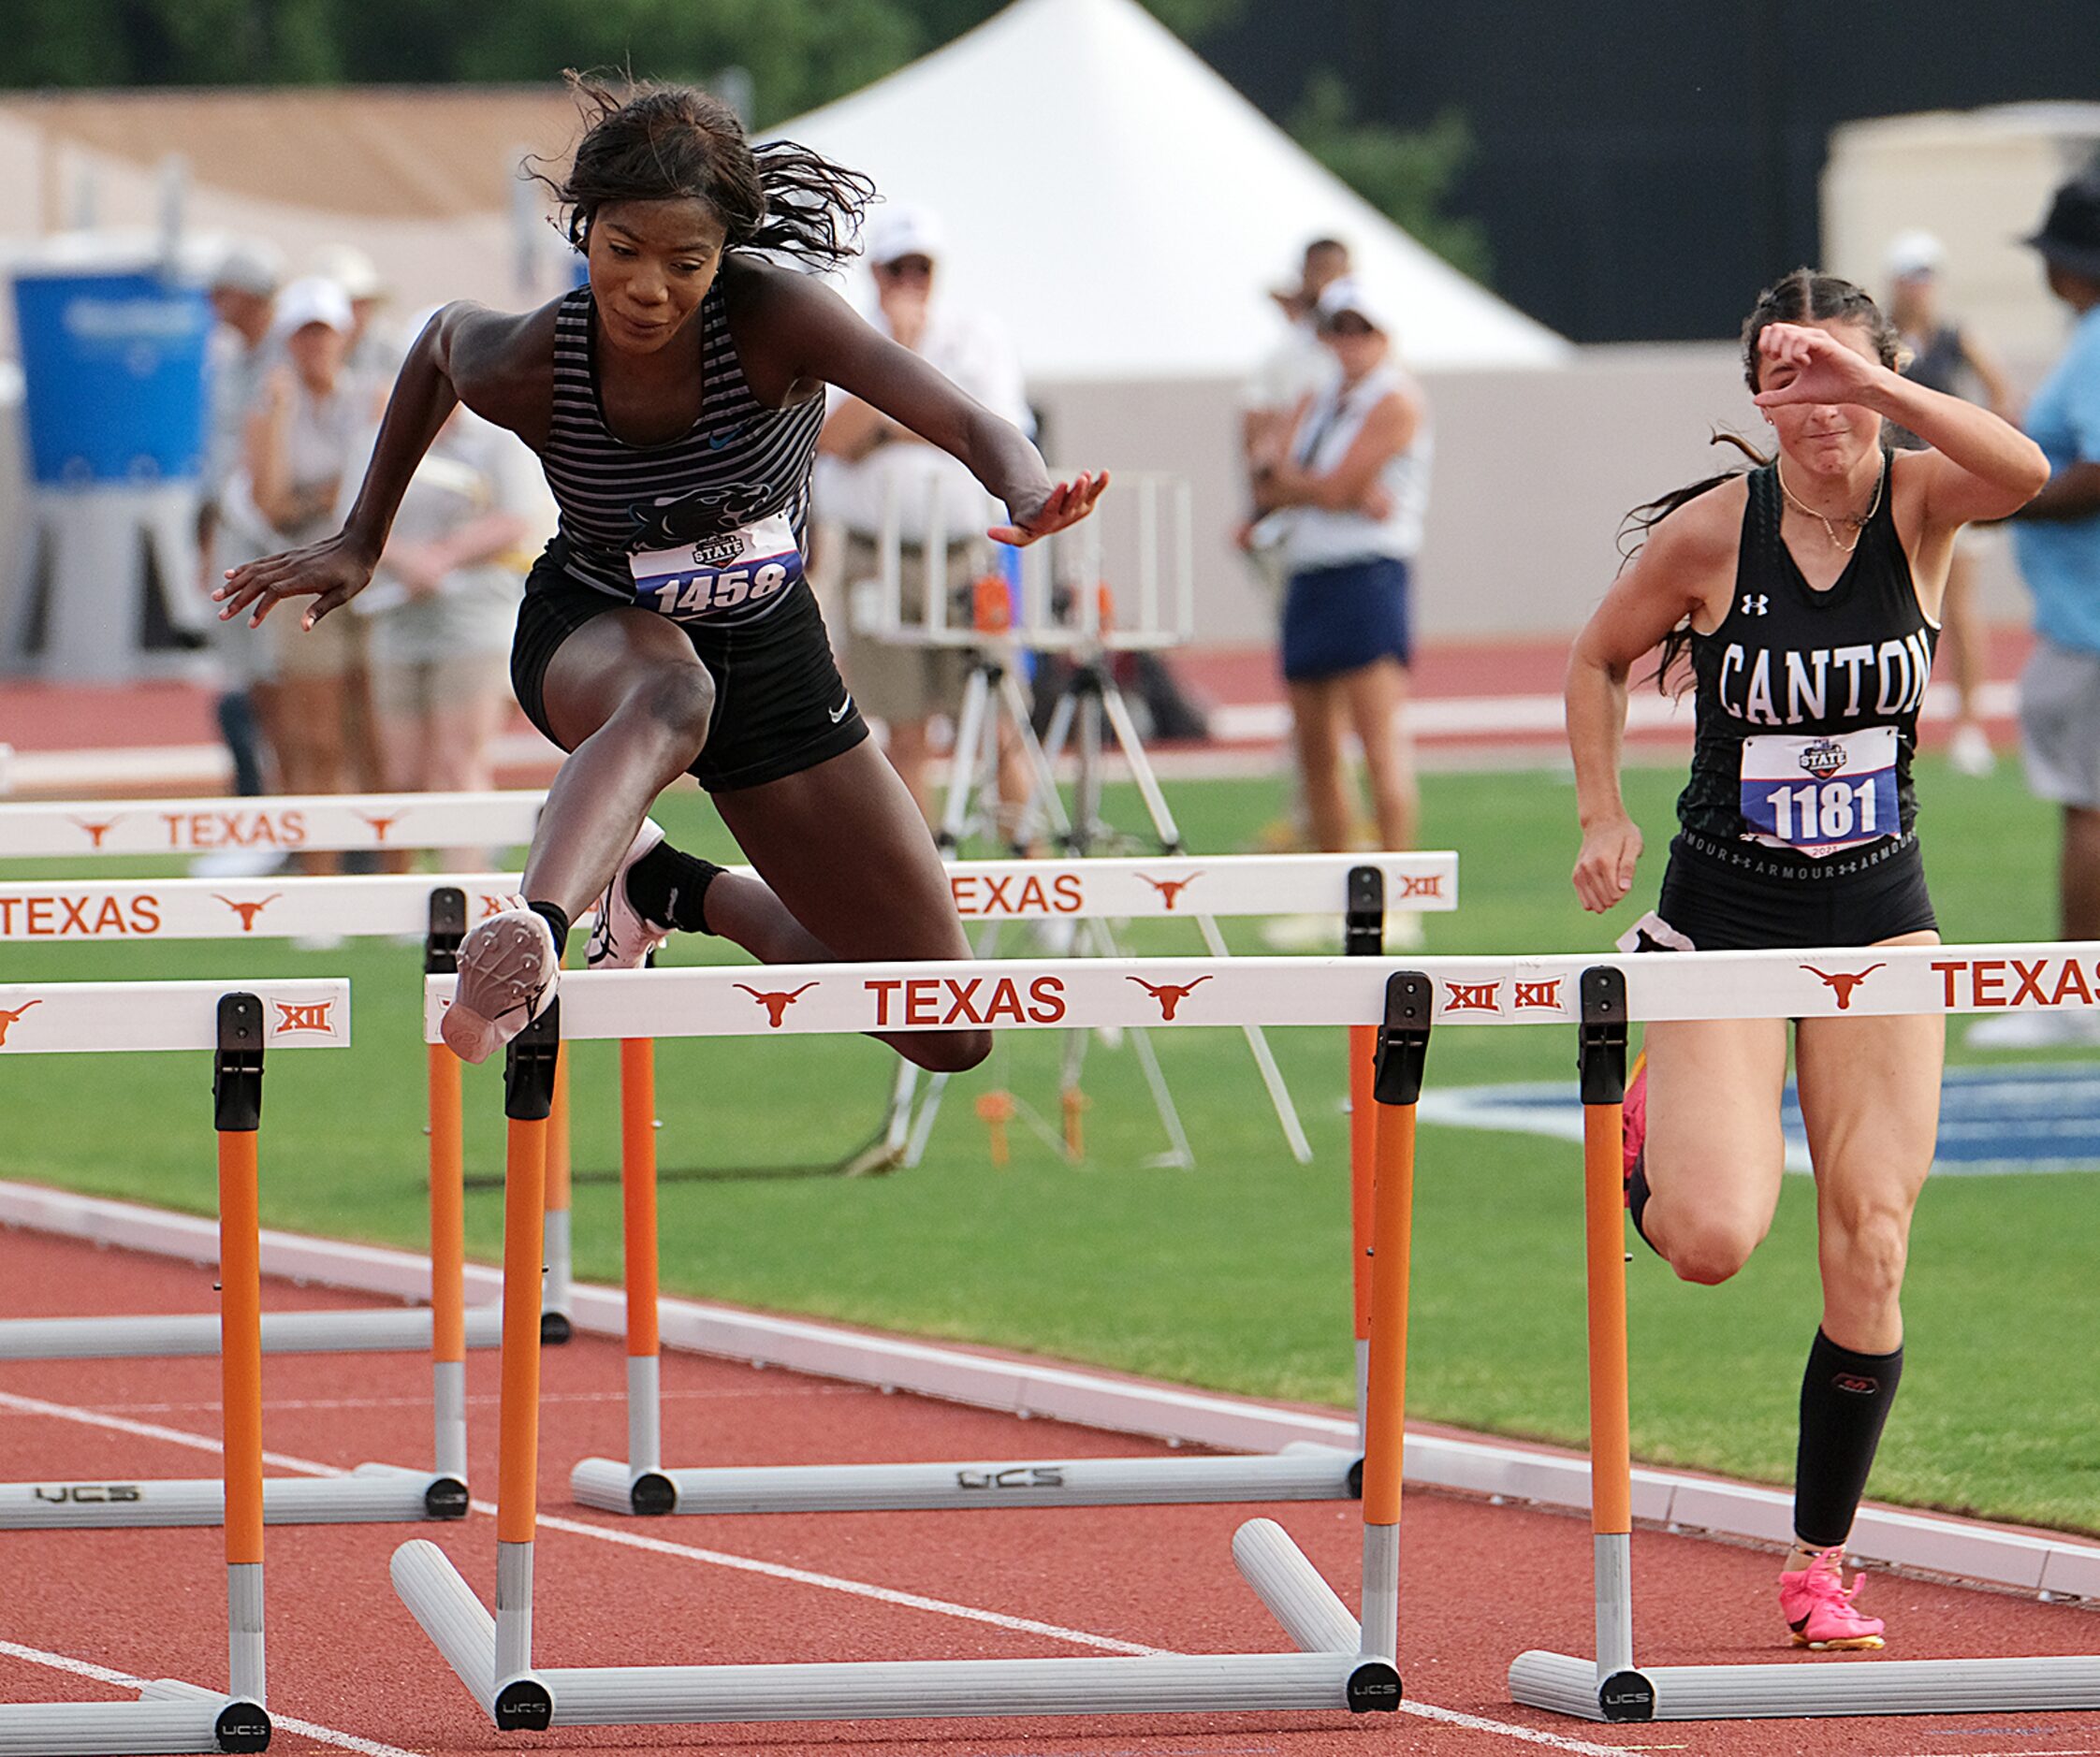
{"left": 774, "top": 0, "right": 1567, "bottom": 382}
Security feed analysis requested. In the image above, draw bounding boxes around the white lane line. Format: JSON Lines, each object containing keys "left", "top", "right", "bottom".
{"left": 58, "top": 1386, "right": 866, "bottom": 1416}
{"left": 4, "top": 1389, "right": 1639, "bottom": 1754}
{"left": 0, "top": 1637, "right": 427, "bottom": 1757}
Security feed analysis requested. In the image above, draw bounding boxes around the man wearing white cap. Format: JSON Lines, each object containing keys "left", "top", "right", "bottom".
{"left": 310, "top": 241, "right": 403, "bottom": 383}
{"left": 816, "top": 202, "right": 1032, "bottom": 816}
{"left": 1884, "top": 228, "right": 2013, "bottom": 777}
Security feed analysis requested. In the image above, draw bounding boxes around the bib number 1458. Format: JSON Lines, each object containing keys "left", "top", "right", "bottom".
{"left": 645, "top": 562, "right": 789, "bottom": 617}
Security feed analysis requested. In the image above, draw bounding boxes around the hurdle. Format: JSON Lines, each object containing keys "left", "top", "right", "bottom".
{"left": 392, "top": 966, "right": 1432, "bottom": 1731}
{"left": 563, "top": 851, "right": 1457, "bottom": 1517}
{"left": 0, "top": 982, "right": 348, "bottom": 1755}
{"left": 1503, "top": 950, "right": 2100, "bottom": 1721}
{"left": 0, "top": 977, "right": 465, "bottom": 1531}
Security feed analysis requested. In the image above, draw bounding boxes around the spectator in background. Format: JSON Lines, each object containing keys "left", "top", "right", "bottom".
{"left": 311, "top": 242, "right": 404, "bottom": 384}
{"left": 817, "top": 204, "right": 1032, "bottom": 820}
{"left": 196, "top": 239, "right": 284, "bottom": 856}
{"left": 1975, "top": 178, "right": 2100, "bottom": 1047}
{"left": 1240, "top": 237, "right": 1351, "bottom": 539}
{"left": 341, "top": 385, "right": 535, "bottom": 869}
{"left": 230, "top": 274, "right": 375, "bottom": 871}
{"left": 1885, "top": 229, "right": 2016, "bottom": 776}
{"left": 1239, "top": 238, "right": 1349, "bottom": 851}
{"left": 1249, "top": 277, "right": 1432, "bottom": 947}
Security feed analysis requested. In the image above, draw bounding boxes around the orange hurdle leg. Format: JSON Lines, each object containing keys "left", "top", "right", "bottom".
{"left": 213, "top": 994, "right": 269, "bottom": 1711}
{"left": 620, "top": 1038, "right": 665, "bottom": 1490}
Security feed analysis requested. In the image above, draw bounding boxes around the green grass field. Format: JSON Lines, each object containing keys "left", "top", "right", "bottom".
{"left": 5, "top": 754, "right": 2097, "bottom": 1535}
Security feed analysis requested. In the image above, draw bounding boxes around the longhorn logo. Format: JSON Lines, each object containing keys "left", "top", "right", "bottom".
{"left": 72, "top": 819, "right": 120, "bottom": 849}
{"left": 1126, "top": 974, "right": 1212, "bottom": 1021}
{"left": 1801, "top": 964, "right": 1886, "bottom": 1010}
{"left": 273, "top": 1000, "right": 336, "bottom": 1035}
{"left": 214, "top": 894, "right": 282, "bottom": 932}
{"left": 736, "top": 982, "right": 817, "bottom": 1027}
{"left": 0, "top": 999, "right": 42, "bottom": 1045}
{"left": 357, "top": 812, "right": 404, "bottom": 843}
{"left": 1135, "top": 872, "right": 1203, "bottom": 911}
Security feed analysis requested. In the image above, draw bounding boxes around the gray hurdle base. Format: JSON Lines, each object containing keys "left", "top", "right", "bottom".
{"left": 0, "top": 1680, "right": 267, "bottom": 1757}
{"left": 0, "top": 1303, "right": 502, "bottom": 1360}
{"left": 0, "top": 1462, "right": 467, "bottom": 1530}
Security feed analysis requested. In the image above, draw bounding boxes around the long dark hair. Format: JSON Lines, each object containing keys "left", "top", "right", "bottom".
{"left": 1630, "top": 268, "right": 1903, "bottom": 692}
{"left": 531, "top": 71, "right": 875, "bottom": 270}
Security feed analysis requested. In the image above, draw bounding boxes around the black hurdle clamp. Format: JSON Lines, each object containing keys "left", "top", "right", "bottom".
{"left": 212, "top": 992, "right": 266, "bottom": 1134}
{"left": 503, "top": 1002, "right": 562, "bottom": 1123}
{"left": 1345, "top": 864, "right": 1384, "bottom": 959}
{"left": 1579, "top": 965, "right": 1629, "bottom": 1105}
{"left": 425, "top": 885, "right": 468, "bottom": 976}
{"left": 1371, "top": 971, "right": 1433, "bottom": 1108}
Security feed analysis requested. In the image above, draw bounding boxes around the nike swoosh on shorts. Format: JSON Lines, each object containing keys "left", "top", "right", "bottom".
{"left": 829, "top": 694, "right": 853, "bottom": 724}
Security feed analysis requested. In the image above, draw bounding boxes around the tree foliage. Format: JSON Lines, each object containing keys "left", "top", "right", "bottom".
{"left": 1288, "top": 70, "right": 1492, "bottom": 285}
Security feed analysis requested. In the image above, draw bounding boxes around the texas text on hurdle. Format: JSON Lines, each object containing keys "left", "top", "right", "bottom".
{"left": 0, "top": 983, "right": 345, "bottom": 1757}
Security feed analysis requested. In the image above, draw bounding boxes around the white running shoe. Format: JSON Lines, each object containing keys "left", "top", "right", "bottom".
{"left": 586, "top": 818, "right": 673, "bottom": 971}
{"left": 1948, "top": 721, "right": 1997, "bottom": 778}
{"left": 441, "top": 900, "right": 559, "bottom": 1065}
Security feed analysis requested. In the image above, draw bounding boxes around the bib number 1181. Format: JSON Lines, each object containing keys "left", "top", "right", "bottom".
{"left": 1763, "top": 778, "right": 1877, "bottom": 843}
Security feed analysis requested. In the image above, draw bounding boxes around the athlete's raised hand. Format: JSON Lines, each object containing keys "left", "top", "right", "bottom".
{"left": 990, "top": 471, "right": 1110, "bottom": 546}
{"left": 1752, "top": 323, "right": 1887, "bottom": 412}
{"left": 215, "top": 530, "right": 379, "bottom": 631}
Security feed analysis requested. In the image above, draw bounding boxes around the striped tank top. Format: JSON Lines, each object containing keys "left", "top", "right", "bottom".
{"left": 539, "top": 278, "right": 824, "bottom": 627}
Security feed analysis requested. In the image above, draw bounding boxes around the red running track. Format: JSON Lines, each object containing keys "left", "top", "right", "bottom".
{"left": 5, "top": 1225, "right": 2099, "bottom": 1757}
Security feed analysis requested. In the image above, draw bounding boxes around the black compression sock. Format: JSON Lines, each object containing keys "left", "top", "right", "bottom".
{"left": 1793, "top": 1328, "right": 1903, "bottom": 1549}
{"left": 624, "top": 840, "right": 723, "bottom": 937}
{"left": 526, "top": 899, "right": 572, "bottom": 959}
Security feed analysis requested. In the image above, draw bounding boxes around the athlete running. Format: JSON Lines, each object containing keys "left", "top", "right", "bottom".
{"left": 218, "top": 76, "right": 1105, "bottom": 1067}
{"left": 1566, "top": 269, "right": 2047, "bottom": 1649}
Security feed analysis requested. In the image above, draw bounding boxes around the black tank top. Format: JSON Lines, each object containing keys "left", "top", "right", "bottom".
{"left": 1676, "top": 457, "right": 1934, "bottom": 858}
{"left": 537, "top": 278, "right": 824, "bottom": 625}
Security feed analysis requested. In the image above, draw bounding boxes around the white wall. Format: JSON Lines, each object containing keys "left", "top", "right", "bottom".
{"left": 1041, "top": 342, "right": 2035, "bottom": 649}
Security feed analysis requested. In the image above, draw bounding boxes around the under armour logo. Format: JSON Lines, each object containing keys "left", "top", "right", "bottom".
{"left": 1741, "top": 593, "right": 1769, "bottom": 617}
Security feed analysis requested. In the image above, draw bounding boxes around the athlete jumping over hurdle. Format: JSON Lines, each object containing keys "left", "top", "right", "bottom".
{"left": 1566, "top": 270, "right": 2047, "bottom": 1651}
{"left": 217, "top": 76, "right": 1104, "bottom": 1067}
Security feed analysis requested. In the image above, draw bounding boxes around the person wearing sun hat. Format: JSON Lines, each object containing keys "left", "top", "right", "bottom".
{"left": 1998, "top": 175, "right": 2100, "bottom": 989}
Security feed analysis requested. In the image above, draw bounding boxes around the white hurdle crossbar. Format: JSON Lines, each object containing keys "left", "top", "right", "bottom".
{"left": 417, "top": 943, "right": 2100, "bottom": 1727}
{"left": 392, "top": 968, "right": 1434, "bottom": 1733}
{"left": 562, "top": 852, "right": 1456, "bottom": 1518}
{"left": 0, "top": 982, "right": 347, "bottom": 1756}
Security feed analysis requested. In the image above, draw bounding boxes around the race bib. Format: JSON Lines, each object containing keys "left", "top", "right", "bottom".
{"left": 627, "top": 512, "right": 802, "bottom": 619}
{"left": 1739, "top": 726, "right": 1898, "bottom": 856}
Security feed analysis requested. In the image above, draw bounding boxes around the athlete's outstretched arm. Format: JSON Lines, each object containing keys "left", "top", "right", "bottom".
{"left": 216, "top": 302, "right": 550, "bottom": 627}
{"left": 748, "top": 267, "right": 1106, "bottom": 545}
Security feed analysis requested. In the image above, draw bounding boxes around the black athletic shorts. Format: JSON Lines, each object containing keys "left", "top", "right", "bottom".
{"left": 510, "top": 537, "right": 868, "bottom": 793}
{"left": 1646, "top": 829, "right": 1937, "bottom": 952}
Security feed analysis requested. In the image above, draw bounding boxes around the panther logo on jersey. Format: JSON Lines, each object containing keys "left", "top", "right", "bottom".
{"left": 627, "top": 485, "right": 775, "bottom": 549}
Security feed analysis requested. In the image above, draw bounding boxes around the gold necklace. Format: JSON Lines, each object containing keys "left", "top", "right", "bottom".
{"left": 1775, "top": 457, "right": 1884, "bottom": 553}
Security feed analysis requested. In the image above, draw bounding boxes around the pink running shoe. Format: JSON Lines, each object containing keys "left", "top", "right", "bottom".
{"left": 1779, "top": 1548, "right": 1886, "bottom": 1650}
{"left": 586, "top": 818, "right": 670, "bottom": 971}
{"left": 1622, "top": 1049, "right": 1648, "bottom": 1198}
{"left": 441, "top": 900, "right": 558, "bottom": 1066}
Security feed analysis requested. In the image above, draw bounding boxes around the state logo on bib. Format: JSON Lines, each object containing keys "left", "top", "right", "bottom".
{"left": 628, "top": 511, "right": 803, "bottom": 621}
{"left": 1739, "top": 725, "right": 1898, "bottom": 857}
